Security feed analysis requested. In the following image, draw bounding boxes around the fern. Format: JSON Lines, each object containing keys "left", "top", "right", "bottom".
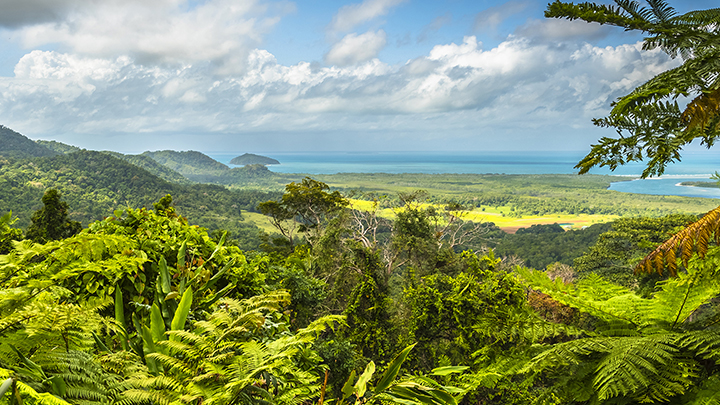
{"left": 116, "top": 291, "right": 334, "bottom": 405}
{"left": 506, "top": 265, "right": 720, "bottom": 403}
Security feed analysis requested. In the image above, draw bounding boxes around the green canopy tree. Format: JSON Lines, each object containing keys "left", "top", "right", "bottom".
{"left": 546, "top": 0, "right": 720, "bottom": 178}
{"left": 25, "top": 189, "right": 82, "bottom": 243}
{"left": 258, "top": 177, "right": 348, "bottom": 248}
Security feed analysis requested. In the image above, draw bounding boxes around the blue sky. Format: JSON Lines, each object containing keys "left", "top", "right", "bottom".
{"left": 0, "top": 0, "right": 716, "bottom": 154}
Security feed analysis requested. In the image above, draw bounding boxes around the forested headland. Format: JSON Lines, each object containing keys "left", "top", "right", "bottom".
{"left": 2, "top": 0, "right": 720, "bottom": 403}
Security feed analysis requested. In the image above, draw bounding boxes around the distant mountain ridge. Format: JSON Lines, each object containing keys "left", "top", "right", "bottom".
{"left": 1, "top": 125, "right": 291, "bottom": 190}
{"left": 102, "top": 151, "right": 191, "bottom": 184}
{"left": 37, "top": 140, "right": 82, "bottom": 154}
{"left": 230, "top": 153, "right": 280, "bottom": 165}
{"left": 142, "top": 150, "right": 230, "bottom": 176}
{"left": 0, "top": 126, "right": 59, "bottom": 159}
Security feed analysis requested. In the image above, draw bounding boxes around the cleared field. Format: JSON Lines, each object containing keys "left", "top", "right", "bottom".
{"left": 348, "top": 199, "right": 618, "bottom": 233}
{"left": 234, "top": 173, "right": 718, "bottom": 236}
{"left": 240, "top": 211, "right": 278, "bottom": 234}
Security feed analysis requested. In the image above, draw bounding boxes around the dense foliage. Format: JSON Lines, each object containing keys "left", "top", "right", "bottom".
{"left": 0, "top": 150, "right": 280, "bottom": 250}
{"left": 492, "top": 223, "right": 611, "bottom": 269}
{"left": 0, "top": 126, "right": 58, "bottom": 160}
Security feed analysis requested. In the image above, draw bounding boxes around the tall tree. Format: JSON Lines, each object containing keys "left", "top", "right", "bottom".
{"left": 546, "top": 0, "right": 720, "bottom": 177}
{"left": 25, "top": 189, "right": 82, "bottom": 243}
{"left": 258, "top": 177, "right": 348, "bottom": 247}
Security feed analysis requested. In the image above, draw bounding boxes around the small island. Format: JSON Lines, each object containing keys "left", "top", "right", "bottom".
{"left": 229, "top": 153, "right": 280, "bottom": 166}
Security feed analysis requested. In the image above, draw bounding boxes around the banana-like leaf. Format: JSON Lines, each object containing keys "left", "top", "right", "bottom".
{"left": 430, "top": 366, "right": 469, "bottom": 376}
{"left": 46, "top": 375, "right": 66, "bottom": 397}
{"left": 114, "top": 289, "right": 128, "bottom": 351}
{"left": 91, "top": 332, "right": 110, "bottom": 353}
{"left": 150, "top": 302, "right": 166, "bottom": 344}
{"left": 340, "top": 369, "right": 356, "bottom": 404}
{"left": 177, "top": 240, "right": 187, "bottom": 271}
{"left": 158, "top": 257, "right": 172, "bottom": 295}
{"left": 0, "top": 378, "right": 13, "bottom": 398}
{"left": 374, "top": 343, "right": 416, "bottom": 394}
{"left": 170, "top": 286, "right": 193, "bottom": 339}
{"left": 10, "top": 346, "right": 46, "bottom": 380}
{"left": 354, "top": 361, "right": 375, "bottom": 399}
{"left": 140, "top": 325, "right": 159, "bottom": 374}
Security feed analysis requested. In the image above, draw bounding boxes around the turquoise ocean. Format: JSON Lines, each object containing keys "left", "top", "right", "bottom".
{"left": 207, "top": 151, "right": 720, "bottom": 200}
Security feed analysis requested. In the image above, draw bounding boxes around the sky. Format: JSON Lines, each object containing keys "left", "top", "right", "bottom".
{"left": 0, "top": 0, "right": 716, "bottom": 154}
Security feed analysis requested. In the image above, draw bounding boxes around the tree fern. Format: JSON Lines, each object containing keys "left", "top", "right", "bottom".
{"left": 502, "top": 265, "right": 720, "bottom": 403}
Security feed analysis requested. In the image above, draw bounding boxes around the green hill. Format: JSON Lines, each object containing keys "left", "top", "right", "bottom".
{"left": 0, "top": 126, "right": 59, "bottom": 159}
{"left": 230, "top": 153, "right": 280, "bottom": 165}
{"left": 142, "top": 150, "right": 229, "bottom": 177}
{"left": 102, "top": 151, "right": 191, "bottom": 184}
{"left": 34, "top": 139, "right": 193, "bottom": 185}
{"left": 0, "top": 150, "right": 280, "bottom": 248}
{"left": 36, "top": 140, "right": 83, "bottom": 154}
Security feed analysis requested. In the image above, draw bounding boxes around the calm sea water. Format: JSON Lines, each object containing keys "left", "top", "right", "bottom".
{"left": 207, "top": 151, "right": 720, "bottom": 200}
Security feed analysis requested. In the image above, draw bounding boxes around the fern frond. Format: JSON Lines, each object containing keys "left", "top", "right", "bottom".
{"left": 517, "top": 268, "right": 643, "bottom": 329}
{"left": 15, "top": 381, "right": 72, "bottom": 405}
{"left": 637, "top": 206, "right": 720, "bottom": 275}
{"left": 682, "top": 374, "right": 720, "bottom": 405}
{"left": 519, "top": 338, "right": 609, "bottom": 374}
{"left": 115, "top": 388, "right": 170, "bottom": 405}
{"left": 145, "top": 353, "right": 193, "bottom": 378}
{"left": 648, "top": 262, "right": 720, "bottom": 329}
{"left": 593, "top": 334, "right": 692, "bottom": 402}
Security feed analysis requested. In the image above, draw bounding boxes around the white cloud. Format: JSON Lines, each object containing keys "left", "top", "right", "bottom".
{"left": 327, "top": 0, "right": 407, "bottom": 34}
{"left": 11, "top": 0, "right": 284, "bottom": 75}
{"left": 324, "top": 30, "right": 388, "bottom": 66}
{"left": 0, "top": 34, "right": 679, "bottom": 151}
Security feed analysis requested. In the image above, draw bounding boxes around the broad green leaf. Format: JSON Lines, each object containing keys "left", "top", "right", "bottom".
{"left": 141, "top": 325, "right": 159, "bottom": 374}
{"left": 177, "top": 240, "right": 187, "bottom": 270}
{"left": 430, "top": 366, "right": 469, "bottom": 376}
{"left": 170, "top": 286, "right": 193, "bottom": 338}
{"left": 354, "top": 361, "right": 375, "bottom": 399}
{"left": 141, "top": 325, "right": 156, "bottom": 353}
{"left": 150, "top": 302, "right": 166, "bottom": 343}
{"left": 0, "top": 378, "right": 12, "bottom": 398}
{"left": 386, "top": 386, "right": 437, "bottom": 405}
{"left": 375, "top": 343, "right": 416, "bottom": 394}
{"left": 340, "top": 370, "right": 356, "bottom": 402}
{"left": 158, "top": 257, "right": 171, "bottom": 295}
{"left": 425, "top": 388, "right": 457, "bottom": 405}
{"left": 114, "top": 288, "right": 126, "bottom": 329}
{"left": 91, "top": 332, "right": 110, "bottom": 353}
{"left": 47, "top": 375, "right": 66, "bottom": 397}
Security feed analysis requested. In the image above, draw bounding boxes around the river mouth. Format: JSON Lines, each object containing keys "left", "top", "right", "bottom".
{"left": 609, "top": 176, "right": 720, "bottom": 199}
